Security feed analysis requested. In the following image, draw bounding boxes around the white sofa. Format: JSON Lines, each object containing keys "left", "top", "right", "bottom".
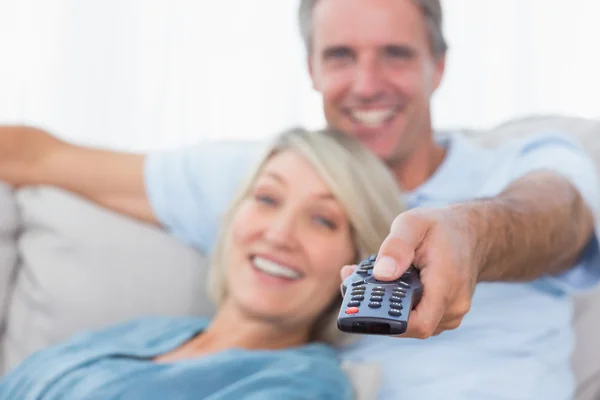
{"left": 0, "top": 115, "right": 599, "bottom": 399}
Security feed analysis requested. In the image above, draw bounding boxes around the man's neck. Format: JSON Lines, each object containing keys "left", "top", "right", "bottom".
{"left": 391, "top": 136, "right": 447, "bottom": 192}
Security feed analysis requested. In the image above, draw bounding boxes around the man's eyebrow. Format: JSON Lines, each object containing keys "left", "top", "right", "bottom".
{"left": 383, "top": 44, "right": 417, "bottom": 57}
{"left": 322, "top": 45, "right": 354, "bottom": 58}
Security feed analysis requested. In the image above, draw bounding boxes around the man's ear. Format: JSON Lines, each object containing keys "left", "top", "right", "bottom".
{"left": 432, "top": 54, "right": 446, "bottom": 91}
{"left": 307, "top": 56, "right": 320, "bottom": 92}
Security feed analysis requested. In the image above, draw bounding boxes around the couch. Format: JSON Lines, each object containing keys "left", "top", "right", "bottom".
{"left": 0, "top": 115, "right": 599, "bottom": 399}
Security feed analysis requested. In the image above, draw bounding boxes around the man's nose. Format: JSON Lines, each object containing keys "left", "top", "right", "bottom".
{"left": 352, "top": 61, "right": 384, "bottom": 100}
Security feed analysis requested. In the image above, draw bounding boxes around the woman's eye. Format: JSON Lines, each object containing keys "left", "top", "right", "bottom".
{"left": 255, "top": 194, "right": 278, "bottom": 206}
{"left": 314, "top": 215, "right": 337, "bottom": 230}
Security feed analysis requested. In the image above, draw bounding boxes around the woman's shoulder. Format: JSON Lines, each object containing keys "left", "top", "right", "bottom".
{"left": 222, "top": 343, "right": 353, "bottom": 399}
{"left": 78, "top": 316, "right": 210, "bottom": 348}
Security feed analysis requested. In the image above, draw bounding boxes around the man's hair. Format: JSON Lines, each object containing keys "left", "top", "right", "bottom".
{"left": 206, "top": 127, "right": 404, "bottom": 346}
{"left": 299, "top": 0, "right": 448, "bottom": 57}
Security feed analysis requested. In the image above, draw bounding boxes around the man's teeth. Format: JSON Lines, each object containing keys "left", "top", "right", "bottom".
{"left": 252, "top": 257, "right": 301, "bottom": 280}
{"left": 351, "top": 109, "right": 395, "bottom": 126}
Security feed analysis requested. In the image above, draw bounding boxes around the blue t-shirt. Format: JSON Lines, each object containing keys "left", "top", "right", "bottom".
{"left": 0, "top": 317, "right": 352, "bottom": 400}
{"left": 144, "top": 131, "right": 600, "bottom": 400}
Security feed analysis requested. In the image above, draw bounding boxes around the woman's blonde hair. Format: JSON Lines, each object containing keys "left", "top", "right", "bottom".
{"left": 207, "top": 127, "right": 404, "bottom": 346}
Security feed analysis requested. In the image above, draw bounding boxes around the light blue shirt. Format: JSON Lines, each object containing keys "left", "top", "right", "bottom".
{"left": 0, "top": 317, "right": 352, "bottom": 400}
{"left": 144, "top": 131, "right": 600, "bottom": 400}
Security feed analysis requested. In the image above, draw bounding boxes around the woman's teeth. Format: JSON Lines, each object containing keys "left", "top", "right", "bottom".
{"left": 351, "top": 109, "right": 395, "bottom": 126}
{"left": 252, "top": 257, "right": 301, "bottom": 280}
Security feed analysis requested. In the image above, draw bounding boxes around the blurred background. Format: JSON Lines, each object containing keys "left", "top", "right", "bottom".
{"left": 0, "top": 0, "right": 598, "bottom": 151}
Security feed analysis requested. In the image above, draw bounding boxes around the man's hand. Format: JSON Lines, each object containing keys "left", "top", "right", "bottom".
{"left": 341, "top": 207, "right": 480, "bottom": 339}
{"left": 0, "top": 126, "right": 63, "bottom": 187}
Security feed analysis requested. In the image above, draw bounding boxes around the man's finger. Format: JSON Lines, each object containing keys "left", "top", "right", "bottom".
{"left": 374, "top": 213, "right": 428, "bottom": 281}
{"left": 402, "top": 269, "right": 448, "bottom": 339}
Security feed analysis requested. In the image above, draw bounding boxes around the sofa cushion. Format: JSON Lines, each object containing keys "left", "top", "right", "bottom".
{"left": 2, "top": 186, "right": 215, "bottom": 373}
{"left": 463, "top": 115, "right": 600, "bottom": 400}
{"left": 0, "top": 183, "right": 19, "bottom": 374}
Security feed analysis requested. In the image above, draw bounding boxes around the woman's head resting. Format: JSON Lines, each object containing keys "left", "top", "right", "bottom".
{"left": 208, "top": 128, "right": 404, "bottom": 346}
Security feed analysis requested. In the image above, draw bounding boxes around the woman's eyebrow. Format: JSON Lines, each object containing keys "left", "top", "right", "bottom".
{"left": 260, "top": 171, "right": 285, "bottom": 184}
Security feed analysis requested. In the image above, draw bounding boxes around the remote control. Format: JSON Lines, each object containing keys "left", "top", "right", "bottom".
{"left": 337, "top": 254, "right": 423, "bottom": 335}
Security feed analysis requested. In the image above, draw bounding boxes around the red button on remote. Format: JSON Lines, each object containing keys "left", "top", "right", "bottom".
{"left": 345, "top": 307, "right": 359, "bottom": 314}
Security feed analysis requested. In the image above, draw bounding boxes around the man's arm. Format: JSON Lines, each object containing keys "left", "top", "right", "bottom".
{"left": 460, "top": 170, "right": 594, "bottom": 282}
{"left": 0, "top": 126, "right": 157, "bottom": 224}
{"left": 361, "top": 170, "right": 596, "bottom": 338}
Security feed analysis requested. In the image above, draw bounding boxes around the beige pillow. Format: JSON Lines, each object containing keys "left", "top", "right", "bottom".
{"left": 3, "top": 186, "right": 215, "bottom": 372}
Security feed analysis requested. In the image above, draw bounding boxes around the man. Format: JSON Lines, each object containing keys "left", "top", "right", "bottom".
{"left": 1, "top": 0, "right": 598, "bottom": 398}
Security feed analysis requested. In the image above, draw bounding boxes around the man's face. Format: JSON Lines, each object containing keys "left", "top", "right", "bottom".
{"left": 309, "top": 0, "right": 445, "bottom": 165}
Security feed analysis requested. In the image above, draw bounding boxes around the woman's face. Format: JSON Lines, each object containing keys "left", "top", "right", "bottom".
{"left": 224, "top": 150, "right": 356, "bottom": 332}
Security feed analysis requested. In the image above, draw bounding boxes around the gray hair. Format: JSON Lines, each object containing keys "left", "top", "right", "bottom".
{"left": 299, "top": 0, "right": 448, "bottom": 58}
{"left": 207, "top": 127, "right": 404, "bottom": 346}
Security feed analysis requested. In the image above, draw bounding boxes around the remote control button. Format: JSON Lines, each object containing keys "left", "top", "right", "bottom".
{"left": 352, "top": 287, "right": 366, "bottom": 292}
{"left": 368, "top": 254, "right": 377, "bottom": 262}
{"left": 345, "top": 307, "right": 359, "bottom": 315}
{"left": 370, "top": 296, "right": 384, "bottom": 302}
{"left": 392, "top": 290, "right": 406, "bottom": 297}
{"left": 371, "top": 290, "right": 385, "bottom": 296}
{"left": 352, "top": 280, "right": 366, "bottom": 287}
{"left": 397, "top": 281, "right": 410, "bottom": 288}
{"left": 348, "top": 301, "right": 361, "bottom": 307}
{"left": 357, "top": 270, "right": 370, "bottom": 276}
{"left": 374, "top": 286, "right": 385, "bottom": 290}
{"left": 351, "top": 295, "right": 365, "bottom": 301}
{"left": 388, "top": 309, "right": 402, "bottom": 317}
{"left": 390, "top": 296, "right": 404, "bottom": 302}
{"left": 389, "top": 302, "right": 403, "bottom": 310}
{"left": 368, "top": 302, "right": 382, "bottom": 308}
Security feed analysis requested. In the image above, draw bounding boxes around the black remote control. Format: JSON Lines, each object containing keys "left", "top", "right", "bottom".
{"left": 337, "top": 254, "right": 423, "bottom": 335}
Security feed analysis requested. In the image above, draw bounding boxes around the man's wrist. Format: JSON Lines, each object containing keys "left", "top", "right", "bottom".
{"left": 445, "top": 200, "right": 495, "bottom": 282}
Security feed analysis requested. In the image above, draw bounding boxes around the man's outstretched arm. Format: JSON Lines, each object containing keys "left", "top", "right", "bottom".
{"left": 0, "top": 125, "right": 157, "bottom": 224}
{"left": 354, "top": 170, "right": 596, "bottom": 339}
{"left": 469, "top": 170, "right": 594, "bottom": 282}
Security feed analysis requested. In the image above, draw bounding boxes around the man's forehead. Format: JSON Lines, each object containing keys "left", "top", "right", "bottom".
{"left": 312, "top": 0, "right": 426, "bottom": 48}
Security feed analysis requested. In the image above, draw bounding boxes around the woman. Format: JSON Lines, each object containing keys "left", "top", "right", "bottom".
{"left": 0, "top": 128, "right": 404, "bottom": 399}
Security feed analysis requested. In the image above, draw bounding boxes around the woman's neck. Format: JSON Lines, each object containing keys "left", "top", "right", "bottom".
{"left": 156, "top": 299, "right": 312, "bottom": 362}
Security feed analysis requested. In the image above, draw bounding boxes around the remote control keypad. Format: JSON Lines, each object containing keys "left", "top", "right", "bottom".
{"left": 339, "top": 254, "right": 422, "bottom": 335}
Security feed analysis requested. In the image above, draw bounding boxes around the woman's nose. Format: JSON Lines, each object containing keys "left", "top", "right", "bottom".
{"left": 263, "top": 211, "right": 297, "bottom": 247}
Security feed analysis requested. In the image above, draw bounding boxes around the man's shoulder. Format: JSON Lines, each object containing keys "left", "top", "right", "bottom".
{"left": 457, "top": 128, "right": 587, "bottom": 159}
{"left": 416, "top": 130, "right": 591, "bottom": 204}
